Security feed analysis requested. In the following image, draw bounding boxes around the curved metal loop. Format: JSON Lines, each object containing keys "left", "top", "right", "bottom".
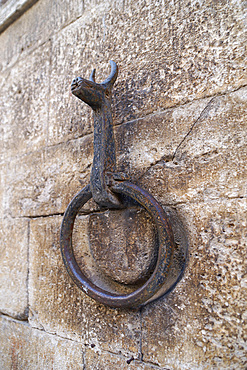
{"left": 60, "top": 181, "right": 175, "bottom": 308}
{"left": 62, "top": 61, "right": 187, "bottom": 308}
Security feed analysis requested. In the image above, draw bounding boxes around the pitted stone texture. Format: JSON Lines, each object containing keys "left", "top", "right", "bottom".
{"left": 174, "top": 87, "right": 247, "bottom": 162}
{"left": 140, "top": 87, "right": 247, "bottom": 205}
{"left": 85, "top": 303, "right": 141, "bottom": 357}
{"left": 88, "top": 207, "right": 157, "bottom": 285}
{"left": 0, "top": 0, "right": 86, "bottom": 72}
{"left": 47, "top": 0, "right": 246, "bottom": 146}
{"left": 5, "top": 87, "right": 245, "bottom": 218}
{"left": 115, "top": 97, "right": 210, "bottom": 180}
{"left": 48, "top": 38, "right": 209, "bottom": 148}
{"left": 0, "top": 218, "right": 29, "bottom": 319}
{"left": 141, "top": 145, "right": 247, "bottom": 207}
{"left": 29, "top": 216, "right": 141, "bottom": 357}
{"left": 0, "top": 43, "right": 50, "bottom": 161}
{"left": 48, "top": 32, "right": 94, "bottom": 146}
{"left": 29, "top": 215, "right": 88, "bottom": 342}
{"left": 73, "top": 213, "right": 151, "bottom": 297}
{"left": 0, "top": 316, "right": 85, "bottom": 369}
{"left": 0, "top": 0, "right": 246, "bottom": 367}
{"left": 142, "top": 198, "right": 247, "bottom": 369}
{"left": 5, "top": 135, "right": 93, "bottom": 217}
{"left": 0, "top": 1, "right": 246, "bottom": 147}
{"left": 5, "top": 96, "right": 212, "bottom": 218}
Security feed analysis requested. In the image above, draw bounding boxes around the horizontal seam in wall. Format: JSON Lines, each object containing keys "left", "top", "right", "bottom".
{"left": 0, "top": 83, "right": 246, "bottom": 167}
{"left": 0, "top": 195, "right": 246, "bottom": 221}
{"left": 0, "top": 0, "right": 40, "bottom": 35}
{"left": 0, "top": 1, "right": 110, "bottom": 72}
{"left": 0, "top": 313, "right": 164, "bottom": 368}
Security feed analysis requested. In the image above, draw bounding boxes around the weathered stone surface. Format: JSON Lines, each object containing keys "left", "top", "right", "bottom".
{"left": 29, "top": 215, "right": 141, "bottom": 357}
{"left": 5, "top": 96, "right": 211, "bottom": 217}
{"left": 85, "top": 301, "right": 141, "bottom": 357}
{"left": 2, "top": 0, "right": 246, "bottom": 95}
{"left": 48, "top": 44, "right": 210, "bottom": 149}
{"left": 47, "top": 0, "right": 246, "bottom": 146}
{"left": 88, "top": 207, "right": 157, "bottom": 284}
{"left": 141, "top": 145, "right": 247, "bottom": 208}
{"left": 29, "top": 215, "right": 88, "bottom": 341}
{"left": 73, "top": 204, "right": 187, "bottom": 298}
{"left": 0, "top": 0, "right": 39, "bottom": 34}
{"left": 0, "top": 315, "right": 85, "bottom": 369}
{"left": 0, "top": 218, "right": 29, "bottom": 319}
{"left": 0, "top": 0, "right": 86, "bottom": 71}
{"left": 142, "top": 198, "right": 247, "bottom": 369}
{"left": 140, "top": 87, "right": 247, "bottom": 205}
{"left": 0, "top": 0, "right": 246, "bottom": 368}
{"left": 85, "top": 348, "right": 158, "bottom": 369}
{"left": 115, "top": 97, "right": 210, "bottom": 180}
{"left": 0, "top": 43, "right": 50, "bottom": 161}
{"left": 174, "top": 87, "right": 247, "bottom": 162}
{"left": 6, "top": 86, "right": 242, "bottom": 219}
{"left": 5, "top": 135, "right": 93, "bottom": 217}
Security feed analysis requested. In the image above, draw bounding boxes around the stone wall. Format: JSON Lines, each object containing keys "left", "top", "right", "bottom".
{"left": 0, "top": 0, "right": 246, "bottom": 369}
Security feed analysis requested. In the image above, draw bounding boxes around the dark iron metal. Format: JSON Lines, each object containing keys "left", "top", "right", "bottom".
{"left": 71, "top": 61, "right": 125, "bottom": 208}
{"left": 60, "top": 61, "right": 186, "bottom": 308}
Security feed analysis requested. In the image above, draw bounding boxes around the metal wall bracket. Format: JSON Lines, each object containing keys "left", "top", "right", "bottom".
{"left": 60, "top": 61, "right": 187, "bottom": 308}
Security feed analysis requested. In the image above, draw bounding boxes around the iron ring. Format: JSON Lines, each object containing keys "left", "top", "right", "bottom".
{"left": 60, "top": 181, "right": 176, "bottom": 308}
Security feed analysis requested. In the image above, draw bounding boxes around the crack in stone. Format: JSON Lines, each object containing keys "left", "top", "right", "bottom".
{"left": 2, "top": 313, "right": 163, "bottom": 367}
{"left": 0, "top": 195, "right": 245, "bottom": 221}
{"left": 172, "top": 97, "right": 216, "bottom": 161}
{"left": 132, "top": 84, "right": 247, "bottom": 184}
{"left": 21, "top": 212, "right": 64, "bottom": 219}
{"left": 137, "top": 98, "right": 215, "bottom": 183}
{"left": 170, "top": 84, "right": 247, "bottom": 162}
{"left": 171, "top": 85, "right": 246, "bottom": 163}
{"left": 0, "top": 84, "right": 246, "bottom": 168}
{"left": 0, "top": 312, "right": 29, "bottom": 323}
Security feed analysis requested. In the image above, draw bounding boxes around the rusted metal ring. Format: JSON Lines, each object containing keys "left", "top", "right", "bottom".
{"left": 60, "top": 181, "right": 175, "bottom": 308}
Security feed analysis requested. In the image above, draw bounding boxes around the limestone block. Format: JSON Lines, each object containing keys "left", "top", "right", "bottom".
{"left": 6, "top": 96, "right": 211, "bottom": 217}
{"left": 0, "top": 0, "right": 39, "bottom": 34}
{"left": 85, "top": 300, "right": 141, "bottom": 357}
{"left": 0, "top": 218, "right": 29, "bottom": 319}
{"left": 6, "top": 87, "right": 246, "bottom": 219}
{"left": 114, "top": 97, "right": 211, "bottom": 180}
{"left": 29, "top": 215, "right": 141, "bottom": 357}
{"left": 5, "top": 135, "right": 93, "bottom": 217}
{"left": 48, "top": 28, "right": 94, "bottom": 146}
{"left": 141, "top": 198, "right": 247, "bottom": 369}
{"left": 0, "top": 0, "right": 86, "bottom": 71}
{"left": 141, "top": 145, "right": 247, "bottom": 207}
{"left": 0, "top": 43, "right": 50, "bottom": 161}
{"left": 88, "top": 207, "right": 157, "bottom": 285}
{"left": 174, "top": 87, "right": 247, "bottom": 162}
{"left": 140, "top": 87, "right": 247, "bottom": 205}
{"left": 1, "top": 0, "right": 245, "bottom": 126}
{"left": 47, "top": 0, "right": 246, "bottom": 147}
{"left": 0, "top": 316, "right": 85, "bottom": 369}
{"left": 29, "top": 215, "right": 88, "bottom": 341}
